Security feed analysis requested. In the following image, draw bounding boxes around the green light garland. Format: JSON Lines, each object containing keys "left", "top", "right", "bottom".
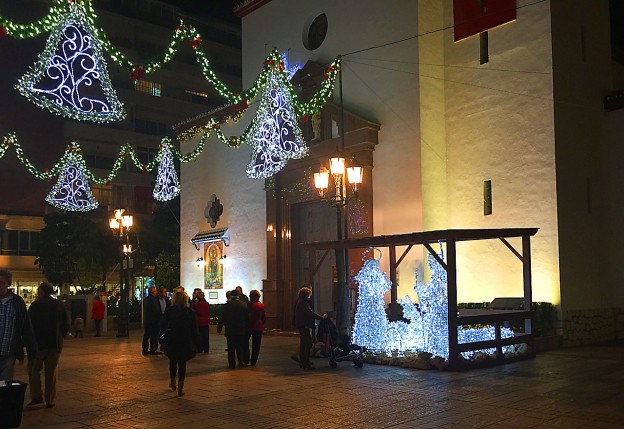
{"left": 1, "top": 2, "right": 340, "bottom": 119}
{"left": 1, "top": 2, "right": 343, "bottom": 195}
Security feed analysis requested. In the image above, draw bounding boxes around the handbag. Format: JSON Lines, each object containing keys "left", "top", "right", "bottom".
{"left": 158, "top": 328, "right": 172, "bottom": 346}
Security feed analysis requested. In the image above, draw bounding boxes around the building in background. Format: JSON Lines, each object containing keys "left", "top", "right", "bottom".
{"left": 0, "top": 0, "right": 241, "bottom": 297}
{"left": 178, "top": 0, "right": 624, "bottom": 346}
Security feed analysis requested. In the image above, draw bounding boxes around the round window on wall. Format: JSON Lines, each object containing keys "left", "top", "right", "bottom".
{"left": 303, "top": 13, "right": 328, "bottom": 51}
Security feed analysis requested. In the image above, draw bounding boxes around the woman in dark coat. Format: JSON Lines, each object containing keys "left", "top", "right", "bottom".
{"left": 247, "top": 289, "right": 266, "bottom": 366}
{"left": 293, "top": 286, "right": 325, "bottom": 369}
{"left": 161, "top": 290, "right": 198, "bottom": 396}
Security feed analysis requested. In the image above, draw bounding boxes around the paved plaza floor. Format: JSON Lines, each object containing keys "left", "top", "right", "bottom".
{"left": 11, "top": 330, "right": 624, "bottom": 429}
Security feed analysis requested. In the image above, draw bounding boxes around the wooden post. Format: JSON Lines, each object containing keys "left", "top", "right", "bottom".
{"left": 522, "top": 235, "right": 533, "bottom": 335}
{"left": 446, "top": 239, "right": 459, "bottom": 370}
{"left": 389, "top": 245, "right": 398, "bottom": 321}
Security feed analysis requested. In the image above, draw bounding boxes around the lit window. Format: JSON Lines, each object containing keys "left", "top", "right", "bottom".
{"left": 185, "top": 90, "right": 209, "bottom": 99}
{"left": 135, "top": 80, "right": 162, "bottom": 97}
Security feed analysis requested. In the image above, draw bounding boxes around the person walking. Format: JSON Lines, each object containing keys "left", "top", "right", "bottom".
{"left": 158, "top": 287, "right": 170, "bottom": 315}
{"left": 0, "top": 269, "right": 37, "bottom": 383}
{"left": 247, "top": 290, "right": 266, "bottom": 366}
{"left": 217, "top": 289, "right": 248, "bottom": 369}
{"left": 194, "top": 291, "right": 210, "bottom": 353}
{"left": 161, "top": 290, "right": 198, "bottom": 397}
{"left": 293, "top": 286, "right": 325, "bottom": 370}
{"left": 73, "top": 315, "right": 85, "bottom": 338}
{"left": 27, "top": 282, "right": 70, "bottom": 408}
{"left": 142, "top": 286, "right": 161, "bottom": 355}
{"left": 235, "top": 286, "right": 249, "bottom": 303}
{"left": 91, "top": 295, "right": 105, "bottom": 337}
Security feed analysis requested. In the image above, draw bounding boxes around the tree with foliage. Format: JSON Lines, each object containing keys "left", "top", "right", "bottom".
{"left": 154, "top": 250, "right": 180, "bottom": 291}
{"left": 35, "top": 211, "right": 118, "bottom": 292}
{"left": 140, "top": 198, "right": 180, "bottom": 291}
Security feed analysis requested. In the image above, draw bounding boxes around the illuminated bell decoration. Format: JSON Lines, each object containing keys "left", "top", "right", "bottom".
{"left": 245, "top": 68, "right": 307, "bottom": 179}
{"left": 45, "top": 152, "right": 98, "bottom": 212}
{"left": 152, "top": 144, "right": 180, "bottom": 201}
{"left": 16, "top": 1, "right": 125, "bottom": 123}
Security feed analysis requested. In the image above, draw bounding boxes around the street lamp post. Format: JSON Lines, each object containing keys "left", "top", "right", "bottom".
{"left": 109, "top": 209, "right": 133, "bottom": 338}
{"left": 313, "top": 155, "right": 362, "bottom": 335}
{"left": 312, "top": 60, "right": 363, "bottom": 335}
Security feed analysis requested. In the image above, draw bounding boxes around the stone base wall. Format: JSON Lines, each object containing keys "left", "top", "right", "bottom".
{"left": 562, "top": 308, "right": 624, "bottom": 346}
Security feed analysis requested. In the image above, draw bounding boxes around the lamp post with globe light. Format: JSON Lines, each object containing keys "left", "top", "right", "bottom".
{"left": 109, "top": 209, "right": 133, "bottom": 338}
{"left": 312, "top": 154, "right": 362, "bottom": 334}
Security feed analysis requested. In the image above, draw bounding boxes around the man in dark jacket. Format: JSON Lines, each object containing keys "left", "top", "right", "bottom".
{"left": 142, "top": 286, "right": 162, "bottom": 355}
{"left": 27, "top": 282, "right": 70, "bottom": 408}
{"left": 293, "top": 286, "right": 325, "bottom": 369}
{"left": 217, "top": 290, "right": 248, "bottom": 369}
{"left": 0, "top": 269, "right": 37, "bottom": 383}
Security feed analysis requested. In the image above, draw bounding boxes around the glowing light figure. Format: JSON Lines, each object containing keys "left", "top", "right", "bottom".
{"left": 153, "top": 145, "right": 180, "bottom": 201}
{"left": 45, "top": 154, "right": 98, "bottom": 212}
{"left": 350, "top": 245, "right": 517, "bottom": 361}
{"left": 16, "top": 1, "right": 125, "bottom": 123}
{"left": 352, "top": 252, "right": 390, "bottom": 352}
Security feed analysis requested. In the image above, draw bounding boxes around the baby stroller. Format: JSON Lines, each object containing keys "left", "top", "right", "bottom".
{"left": 317, "top": 318, "right": 365, "bottom": 368}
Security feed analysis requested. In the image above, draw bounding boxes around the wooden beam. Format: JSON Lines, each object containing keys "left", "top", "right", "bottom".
{"left": 423, "top": 242, "right": 448, "bottom": 270}
{"left": 499, "top": 237, "right": 524, "bottom": 262}
{"left": 522, "top": 235, "right": 533, "bottom": 334}
{"left": 301, "top": 228, "right": 539, "bottom": 251}
{"left": 396, "top": 244, "right": 413, "bottom": 268}
{"left": 389, "top": 245, "right": 398, "bottom": 321}
{"left": 447, "top": 239, "right": 459, "bottom": 370}
{"left": 310, "top": 249, "right": 330, "bottom": 278}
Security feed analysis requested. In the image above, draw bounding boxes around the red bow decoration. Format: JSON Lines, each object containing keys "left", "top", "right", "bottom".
{"left": 189, "top": 37, "right": 202, "bottom": 49}
{"left": 130, "top": 66, "right": 146, "bottom": 80}
{"left": 0, "top": 24, "right": 7, "bottom": 39}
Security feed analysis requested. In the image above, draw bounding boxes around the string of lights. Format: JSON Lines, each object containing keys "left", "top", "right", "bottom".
{"left": 0, "top": 1, "right": 340, "bottom": 117}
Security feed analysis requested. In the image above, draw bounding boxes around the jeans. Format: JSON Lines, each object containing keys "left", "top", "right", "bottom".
{"left": 198, "top": 325, "right": 210, "bottom": 353}
{"left": 249, "top": 331, "right": 262, "bottom": 365}
{"left": 168, "top": 356, "right": 187, "bottom": 382}
{"left": 142, "top": 324, "right": 158, "bottom": 353}
{"left": 298, "top": 327, "right": 313, "bottom": 367}
{"left": 0, "top": 355, "right": 16, "bottom": 383}
{"left": 28, "top": 349, "right": 61, "bottom": 406}
{"left": 94, "top": 319, "right": 102, "bottom": 336}
{"left": 226, "top": 335, "right": 246, "bottom": 368}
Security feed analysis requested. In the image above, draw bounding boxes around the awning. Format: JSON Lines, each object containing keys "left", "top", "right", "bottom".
{"left": 191, "top": 227, "right": 230, "bottom": 248}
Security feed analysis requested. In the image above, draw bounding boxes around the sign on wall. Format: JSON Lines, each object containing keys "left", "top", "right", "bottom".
{"left": 453, "top": 0, "right": 516, "bottom": 41}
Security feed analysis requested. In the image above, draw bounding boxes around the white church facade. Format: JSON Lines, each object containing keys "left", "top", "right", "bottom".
{"left": 178, "top": 0, "right": 624, "bottom": 346}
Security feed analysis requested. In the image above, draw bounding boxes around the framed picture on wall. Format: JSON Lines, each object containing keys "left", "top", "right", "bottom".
{"left": 204, "top": 241, "right": 224, "bottom": 289}
{"left": 208, "top": 291, "right": 219, "bottom": 300}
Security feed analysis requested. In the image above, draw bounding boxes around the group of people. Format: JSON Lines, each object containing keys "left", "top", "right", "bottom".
{"left": 0, "top": 269, "right": 69, "bottom": 409}
{"left": 1, "top": 269, "right": 323, "bottom": 405}
{"left": 141, "top": 284, "right": 266, "bottom": 396}
{"left": 216, "top": 286, "right": 267, "bottom": 369}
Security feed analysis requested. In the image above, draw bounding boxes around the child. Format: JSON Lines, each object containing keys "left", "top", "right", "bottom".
{"left": 74, "top": 314, "right": 85, "bottom": 338}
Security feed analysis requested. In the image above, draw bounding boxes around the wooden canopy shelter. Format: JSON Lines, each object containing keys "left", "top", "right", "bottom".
{"left": 301, "top": 228, "right": 538, "bottom": 370}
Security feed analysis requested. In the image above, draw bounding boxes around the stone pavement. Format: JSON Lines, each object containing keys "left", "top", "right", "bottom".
{"left": 11, "top": 330, "right": 624, "bottom": 429}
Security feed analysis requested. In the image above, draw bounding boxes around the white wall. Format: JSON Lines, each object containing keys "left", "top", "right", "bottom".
{"left": 241, "top": 0, "right": 422, "bottom": 299}
{"left": 180, "top": 118, "right": 267, "bottom": 303}
{"left": 440, "top": 0, "right": 560, "bottom": 304}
